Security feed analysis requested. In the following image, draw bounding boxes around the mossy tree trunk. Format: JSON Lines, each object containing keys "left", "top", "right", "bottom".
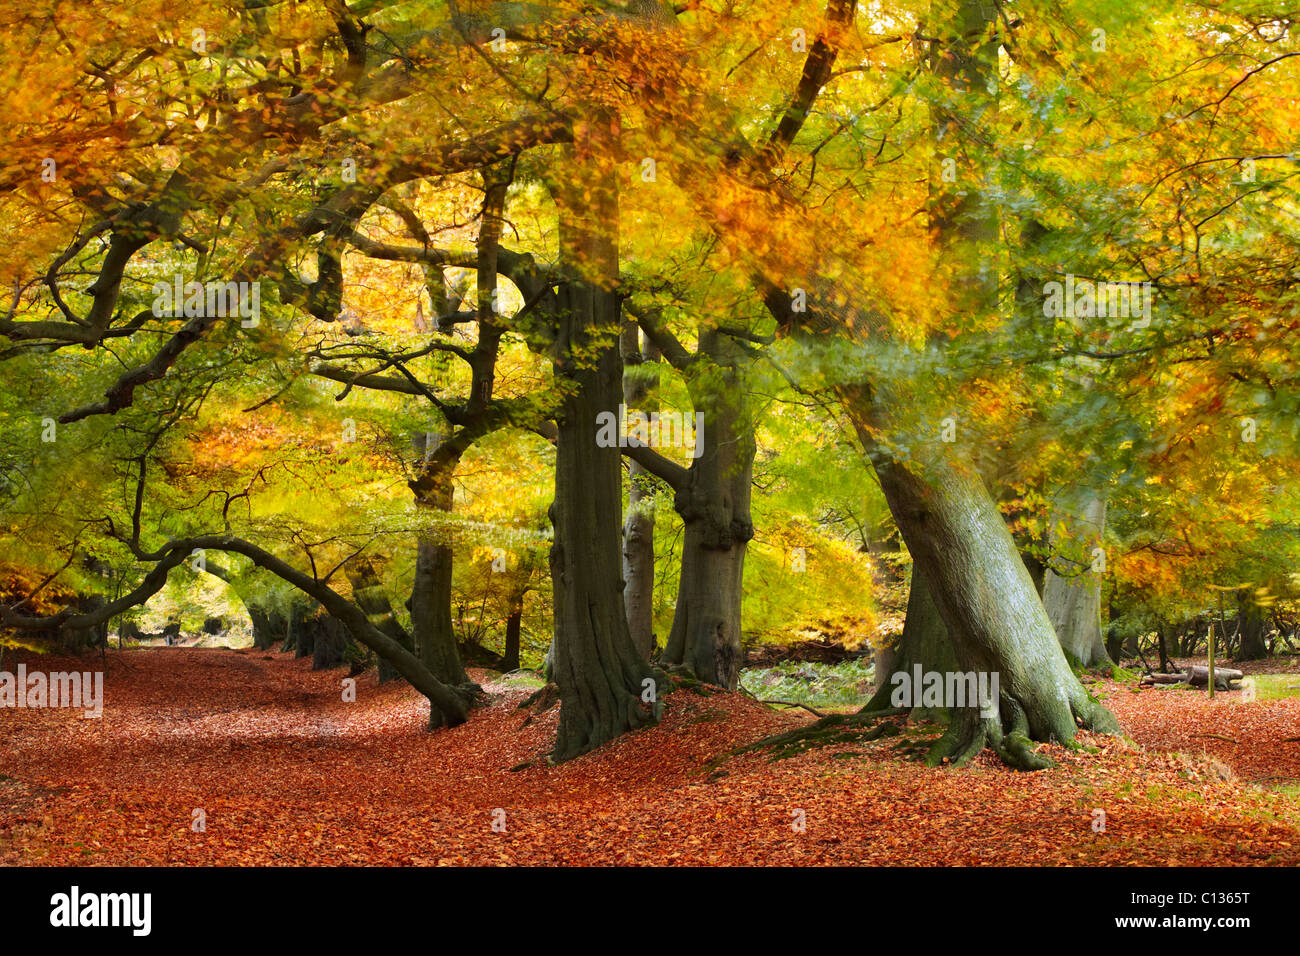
{"left": 850, "top": 400, "right": 1120, "bottom": 769}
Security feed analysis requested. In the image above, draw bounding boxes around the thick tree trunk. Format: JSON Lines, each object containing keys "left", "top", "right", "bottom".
{"left": 1237, "top": 589, "right": 1267, "bottom": 661}
{"left": 1157, "top": 624, "right": 1172, "bottom": 672}
{"left": 850, "top": 398, "right": 1120, "bottom": 768}
{"left": 549, "top": 344, "right": 656, "bottom": 760}
{"left": 869, "top": 565, "right": 959, "bottom": 720}
{"left": 852, "top": 0, "right": 1113, "bottom": 767}
{"left": 408, "top": 472, "right": 472, "bottom": 689}
{"left": 1042, "top": 492, "right": 1112, "bottom": 668}
{"left": 659, "top": 333, "right": 755, "bottom": 690}
{"left": 503, "top": 601, "right": 523, "bottom": 672}
{"left": 547, "top": 122, "right": 659, "bottom": 762}
{"left": 312, "top": 615, "right": 352, "bottom": 670}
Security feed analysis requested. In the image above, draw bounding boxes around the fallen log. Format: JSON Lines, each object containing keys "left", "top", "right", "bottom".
{"left": 1141, "top": 665, "right": 1244, "bottom": 690}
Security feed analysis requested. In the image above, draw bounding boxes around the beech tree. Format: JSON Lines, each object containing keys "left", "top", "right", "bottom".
{"left": 3, "top": 0, "right": 1297, "bottom": 769}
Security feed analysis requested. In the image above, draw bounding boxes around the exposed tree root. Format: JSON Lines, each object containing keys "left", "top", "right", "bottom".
{"left": 517, "top": 681, "right": 561, "bottom": 726}
{"left": 657, "top": 665, "right": 722, "bottom": 697}
{"left": 731, "top": 683, "right": 1122, "bottom": 771}
{"left": 734, "top": 707, "right": 904, "bottom": 760}
{"left": 756, "top": 700, "right": 828, "bottom": 718}
{"left": 925, "top": 703, "right": 1051, "bottom": 771}
{"left": 926, "top": 685, "right": 1123, "bottom": 770}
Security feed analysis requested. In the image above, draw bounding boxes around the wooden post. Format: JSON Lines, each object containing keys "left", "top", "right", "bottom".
{"left": 1209, "top": 593, "right": 1220, "bottom": 700}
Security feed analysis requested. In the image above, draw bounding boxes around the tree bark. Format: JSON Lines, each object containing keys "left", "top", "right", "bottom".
{"left": 547, "top": 118, "right": 659, "bottom": 762}
{"left": 1042, "top": 491, "right": 1112, "bottom": 668}
{"left": 346, "top": 558, "right": 416, "bottom": 684}
{"left": 1237, "top": 589, "right": 1268, "bottom": 661}
{"left": 408, "top": 471, "right": 472, "bottom": 689}
{"left": 312, "top": 615, "right": 352, "bottom": 670}
{"left": 868, "top": 564, "right": 959, "bottom": 720}
{"left": 248, "top": 605, "right": 283, "bottom": 651}
{"left": 503, "top": 601, "right": 523, "bottom": 672}
{"left": 289, "top": 610, "right": 316, "bottom": 659}
{"left": 621, "top": 324, "right": 658, "bottom": 660}
{"left": 625, "top": 329, "right": 757, "bottom": 690}
{"left": 849, "top": 397, "right": 1120, "bottom": 768}
{"left": 852, "top": 0, "right": 1115, "bottom": 767}
{"left": 662, "top": 360, "right": 754, "bottom": 688}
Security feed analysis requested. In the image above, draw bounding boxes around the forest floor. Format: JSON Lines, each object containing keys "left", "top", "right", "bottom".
{"left": 2, "top": 648, "right": 1299, "bottom": 865}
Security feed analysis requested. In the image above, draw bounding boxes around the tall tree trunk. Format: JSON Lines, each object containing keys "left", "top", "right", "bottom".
{"left": 408, "top": 466, "right": 472, "bottom": 691}
{"left": 502, "top": 601, "right": 523, "bottom": 672}
{"left": 661, "top": 339, "right": 755, "bottom": 689}
{"left": 861, "top": 0, "right": 1113, "bottom": 766}
{"left": 547, "top": 117, "right": 658, "bottom": 762}
{"left": 850, "top": 400, "right": 1119, "bottom": 769}
{"left": 1042, "top": 492, "right": 1112, "bottom": 668}
{"left": 621, "top": 324, "right": 658, "bottom": 660}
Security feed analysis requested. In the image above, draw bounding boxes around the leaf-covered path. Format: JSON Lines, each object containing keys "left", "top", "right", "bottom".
{"left": 2, "top": 650, "right": 1298, "bottom": 865}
